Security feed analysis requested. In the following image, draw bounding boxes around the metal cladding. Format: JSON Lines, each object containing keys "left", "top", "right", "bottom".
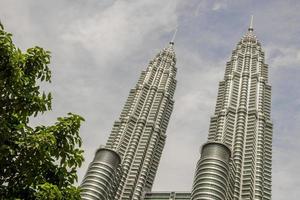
{"left": 109, "top": 43, "right": 176, "bottom": 200}
{"left": 82, "top": 18, "right": 274, "bottom": 200}
{"left": 191, "top": 142, "right": 231, "bottom": 200}
{"left": 193, "top": 19, "right": 273, "bottom": 200}
{"left": 81, "top": 148, "right": 121, "bottom": 200}
{"left": 81, "top": 42, "right": 177, "bottom": 200}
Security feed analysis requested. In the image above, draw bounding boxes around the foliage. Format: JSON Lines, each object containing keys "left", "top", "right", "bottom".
{"left": 0, "top": 22, "right": 84, "bottom": 199}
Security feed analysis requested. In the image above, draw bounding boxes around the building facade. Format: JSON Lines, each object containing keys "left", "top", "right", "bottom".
{"left": 81, "top": 18, "right": 273, "bottom": 200}
{"left": 81, "top": 42, "right": 177, "bottom": 200}
{"left": 191, "top": 19, "right": 273, "bottom": 200}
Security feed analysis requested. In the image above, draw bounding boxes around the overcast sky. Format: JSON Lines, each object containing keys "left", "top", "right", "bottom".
{"left": 1, "top": 0, "right": 300, "bottom": 199}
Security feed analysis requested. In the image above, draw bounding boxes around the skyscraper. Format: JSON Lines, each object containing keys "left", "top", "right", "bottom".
{"left": 81, "top": 17, "right": 273, "bottom": 200}
{"left": 191, "top": 17, "right": 273, "bottom": 200}
{"left": 81, "top": 41, "right": 177, "bottom": 200}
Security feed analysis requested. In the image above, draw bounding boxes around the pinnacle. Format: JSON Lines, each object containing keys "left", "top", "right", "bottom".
{"left": 170, "top": 26, "right": 178, "bottom": 44}
{"left": 243, "top": 15, "right": 257, "bottom": 42}
{"left": 248, "top": 15, "right": 254, "bottom": 31}
{"left": 164, "top": 42, "right": 175, "bottom": 56}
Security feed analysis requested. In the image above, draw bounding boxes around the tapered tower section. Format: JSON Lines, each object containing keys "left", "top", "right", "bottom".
{"left": 81, "top": 42, "right": 177, "bottom": 200}
{"left": 192, "top": 18, "right": 273, "bottom": 200}
{"left": 108, "top": 42, "right": 177, "bottom": 200}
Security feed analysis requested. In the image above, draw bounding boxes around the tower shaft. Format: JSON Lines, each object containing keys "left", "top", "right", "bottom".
{"left": 192, "top": 24, "right": 273, "bottom": 200}
{"left": 108, "top": 44, "right": 176, "bottom": 200}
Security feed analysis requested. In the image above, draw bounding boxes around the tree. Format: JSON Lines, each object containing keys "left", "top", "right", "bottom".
{"left": 0, "top": 22, "right": 84, "bottom": 199}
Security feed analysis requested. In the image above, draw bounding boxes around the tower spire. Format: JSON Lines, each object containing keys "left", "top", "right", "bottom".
{"left": 170, "top": 26, "right": 178, "bottom": 45}
{"left": 248, "top": 15, "right": 254, "bottom": 31}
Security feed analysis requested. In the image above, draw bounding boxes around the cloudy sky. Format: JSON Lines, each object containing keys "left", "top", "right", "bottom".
{"left": 1, "top": 0, "right": 300, "bottom": 199}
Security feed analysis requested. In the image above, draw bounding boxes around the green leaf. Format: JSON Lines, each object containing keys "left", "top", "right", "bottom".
{"left": 0, "top": 22, "right": 84, "bottom": 200}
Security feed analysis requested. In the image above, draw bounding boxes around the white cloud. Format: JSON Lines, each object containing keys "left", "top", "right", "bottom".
{"left": 62, "top": 0, "right": 179, "bottom": 66}
{"left": 194, "top": 0, "right": 228, "bottom": 16}
{"left": 212, "top": 1, "right": 227, "bottom": 11}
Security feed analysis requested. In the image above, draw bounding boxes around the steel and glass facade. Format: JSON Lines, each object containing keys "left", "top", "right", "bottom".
{"left": 81, "top": 148, "right": 121, "bottom": 200}
{"left": 81, "top": 42, "right": 177, "bottom": 200}
{"left": 191, "top": 142, "right": 232, "bottom": 200}
{"left": 82, "top": 20, "right": 273, "bottom": 200}
{"left": 192, "top": 23, "right": 273, "bottom": 200}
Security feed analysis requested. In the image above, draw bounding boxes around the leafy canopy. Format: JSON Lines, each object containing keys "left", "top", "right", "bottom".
{"left": 0, "top": 22, "right": 84, "bottom": 199}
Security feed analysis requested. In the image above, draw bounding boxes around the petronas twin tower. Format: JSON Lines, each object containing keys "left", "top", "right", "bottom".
{"left": 81, "top": 18, "right": 273, "bottom": 200}
{"left": 81, "top": 43, "right": 177, "bottom": 200}
{"left": 190, "top": 19, "right": 272, "bottom": 200}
